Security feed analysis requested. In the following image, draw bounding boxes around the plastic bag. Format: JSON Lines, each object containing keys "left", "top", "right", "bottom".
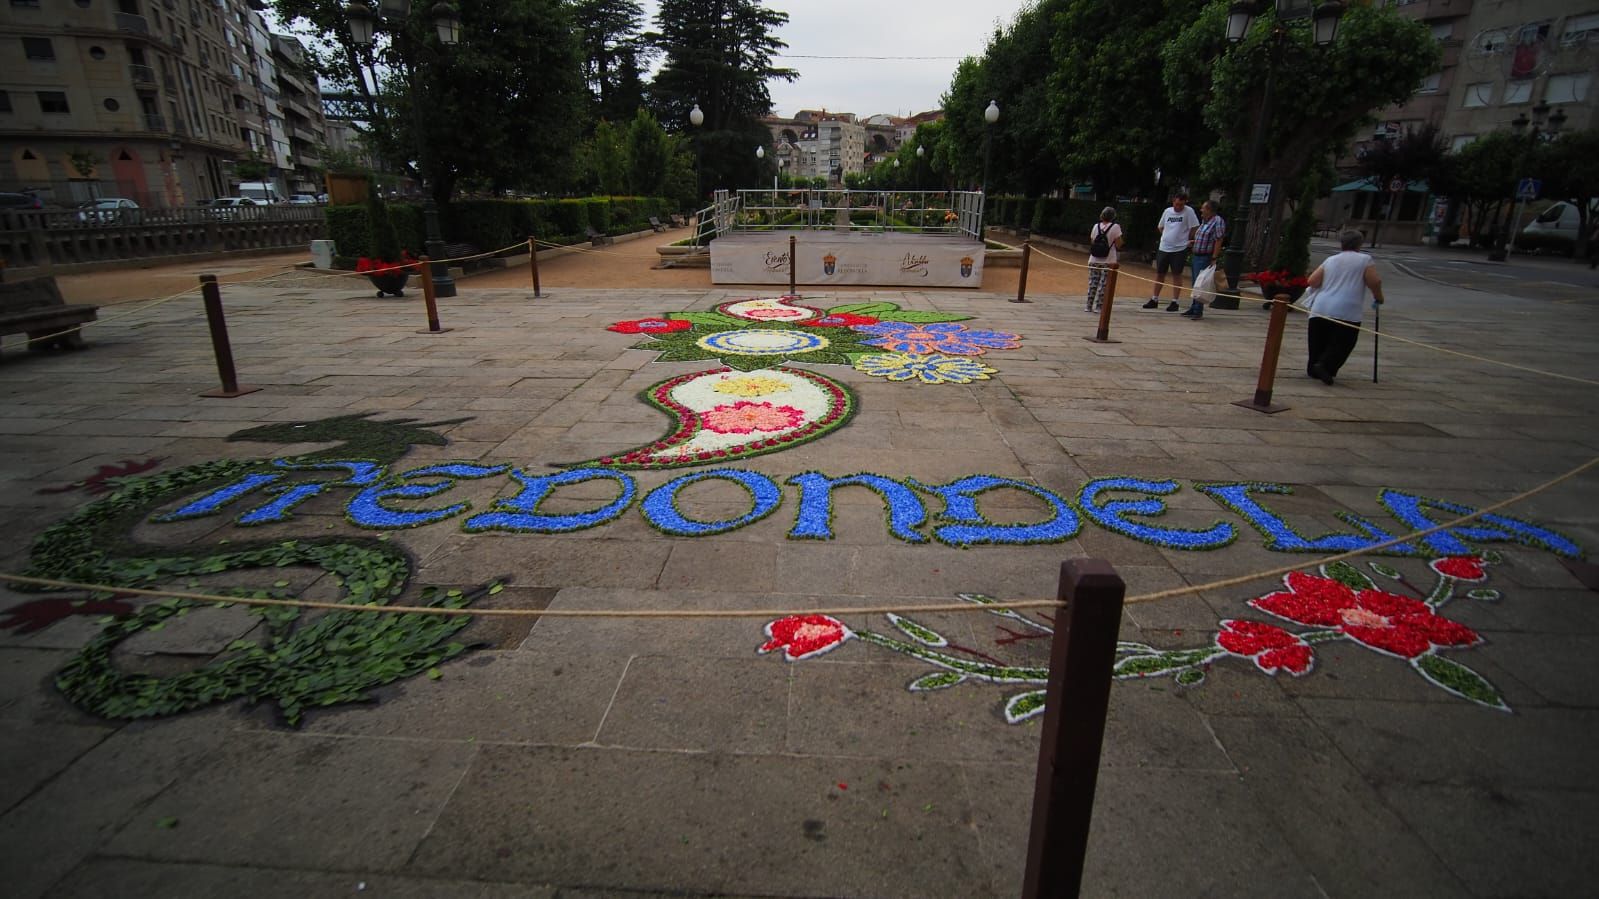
{"left": 1193, "top": 263, "right": 1218, "bottom": 302}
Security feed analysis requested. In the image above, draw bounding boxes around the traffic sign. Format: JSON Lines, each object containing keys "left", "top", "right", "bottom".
{"left": 1516, "top": 178, "right": 1541, "bottom": 200}
{"left": 1389, "top": 177, "right": 1405, "bottom": 193}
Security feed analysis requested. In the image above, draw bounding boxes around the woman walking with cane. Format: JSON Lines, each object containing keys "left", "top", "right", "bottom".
{"left": 1304, "top": 230, "right": 1386, "bottom": 386}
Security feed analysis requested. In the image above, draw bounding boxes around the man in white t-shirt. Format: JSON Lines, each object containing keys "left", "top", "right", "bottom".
{"left": 1143, "top": 193, "right": 1199, "bottom": 312}
{"left": 1304, "top": 230, "right": 1387, "bottom": 385}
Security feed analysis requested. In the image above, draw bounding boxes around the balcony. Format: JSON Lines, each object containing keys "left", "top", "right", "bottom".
{"left": 114, "top": 12, "right": 151, "bottom": 34}
{"left": 144, "top": 112, "right": 167, "bottom": 132}
{"left": 129, "top": 63, "right": 157, "bottom": 86}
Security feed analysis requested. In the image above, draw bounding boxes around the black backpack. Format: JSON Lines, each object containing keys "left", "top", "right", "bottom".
{"left": 1090, "top": 224, "right": 1112, "bottom": 258}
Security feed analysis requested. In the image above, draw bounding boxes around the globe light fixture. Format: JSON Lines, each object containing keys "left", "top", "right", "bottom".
{"left": 689, "top": 104, "right": 704, "bottom": 127}
{"left": 984, "top": 100, "right": 1000, "bottom": 124}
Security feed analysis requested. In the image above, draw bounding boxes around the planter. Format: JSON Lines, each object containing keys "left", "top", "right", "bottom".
{"left": 1248, "top": 282, "right": 1305, "bottom": 306}
{"left": 366, "top": 269, "right": 410, "bottom": 297}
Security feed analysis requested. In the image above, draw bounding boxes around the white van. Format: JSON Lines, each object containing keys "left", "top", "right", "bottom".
{"left": 1521, "top": 200, "right": 1597, "bottom": 242}
{"left": 236, "top": 181, "right": 283, "bottom": 204}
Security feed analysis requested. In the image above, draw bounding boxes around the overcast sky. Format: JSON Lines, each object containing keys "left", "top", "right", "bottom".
{"left": 639, "top": 0, "right": 1037, "bottom": 119}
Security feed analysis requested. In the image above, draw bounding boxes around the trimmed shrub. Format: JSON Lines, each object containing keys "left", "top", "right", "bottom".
{"left": 326, "top": 205, "right": 370, "bottom": 258}
{"left": 582, "top": 198, "right": 612, "bottom": 234}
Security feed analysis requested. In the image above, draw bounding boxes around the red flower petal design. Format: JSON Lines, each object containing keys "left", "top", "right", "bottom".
{"left": 1430, "top": 555, "right": 1487, "bottom": 581}
{"left": 1250, "top": 571, "right": 1481, "bottom": 660}
{"left": 758, "top": 614, "right": 852, "bottom": 660}
{"left": 1216, "top": 619, "right": 1313, "bottom": 675}
{"left": 1249, "top": 571, "right": 1355, "bottom": 627}
{"left": 608, "top": 318, "right": 692, "bottom": 334}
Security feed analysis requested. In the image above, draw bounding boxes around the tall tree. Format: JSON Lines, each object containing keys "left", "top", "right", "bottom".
{"left": 590, "top": 119, "right": 629, "bottom": 196}
{"left": 627, "top": 108, "right": 672, "bottom": 196}
{"left": 274, "top": 0, "right": 587, "bottom": 203}
{"left": 1165, "top": 1, "right": 1439, "bottom": 269}
{"left": 646, "top": 0, "right": 796, "bottom": 197}
{"left": 1541, "top": 127, "right": 1599, "bottom": 258}
{"left": 573, "top": 0, "right": 651, "bottom": 123}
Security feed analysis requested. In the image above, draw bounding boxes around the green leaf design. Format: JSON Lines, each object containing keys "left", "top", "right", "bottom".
{"left": 1369, "top": 562, "right": 1402, "bottom": 579}
{"left": 1466, "top": 589, "right": 1501, "bottom": 602}
{"left": 887, "top": 613, "right": 948, "bottom": 647}
{"left": 874, "top": 310, "right": 976, "bottom": 323}
{"left": 667, "top": 311, "right": 745, "bottom": 327}
{"left": 1323, "top": 561, "right": 1376, "bottom": 592}
{"left": 908, "top": 670, "right": 966, "bottom": 691}
{"left": 1114, "top": 648, "right": 1216, "bottom": 679}
{"left": 1175, "top": 668, "right": 1207, "bottom": 686}
{"left": 1004, "top": 690, "right": 1047, "bottom": 723}
{"left": 827, "top": 301, "right": 899, "bottom": 316}
{"left": 1414, "top": 654, "right": 1509, "bottom": 711}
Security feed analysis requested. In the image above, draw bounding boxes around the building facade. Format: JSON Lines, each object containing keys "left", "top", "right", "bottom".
{"left": 0, "top": 0, "right": 322, "bottom": 207}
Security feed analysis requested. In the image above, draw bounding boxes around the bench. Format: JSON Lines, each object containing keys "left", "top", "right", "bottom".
{"left": 585, "top": 226, "right": 614, "bottom": 247}
{"left": 0, "top": 276, "right": 98, "bottom": 355}
{"left": 647, "top": 216, "right": 668, "bottom": 233}
{"left": 670, "top": 213, "right": 687, "bottom": 228}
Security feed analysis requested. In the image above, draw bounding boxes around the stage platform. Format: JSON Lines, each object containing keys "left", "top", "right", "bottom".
{"left": 709, "top": 230, "right": 987, "bottom": 288}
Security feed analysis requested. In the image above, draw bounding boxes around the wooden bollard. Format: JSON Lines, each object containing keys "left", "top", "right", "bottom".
{"left": 1020, "top": 559, "right": 1127, "bottom": 899}
{"left": 788, "top": 233, "right": 797, "bottom": 296}
{"left": 1233, "top": 293, "right": 1291, "bottom": 413}
{"left": 197, "top": 274, "right": 260, "bottom": 398}
{"left": 1010, "top": 240, "right": 1032, "bottom": 303}
{"left": 1084, "top": 264, "right": 1121, "bottom": 344}
{"left": 527, "top": 234, "right": 545, "bottom": 298}
{"left": 416, "top": 256, "right": 452, "bottom": 334}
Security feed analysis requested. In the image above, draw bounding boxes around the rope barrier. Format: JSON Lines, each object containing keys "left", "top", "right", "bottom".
{"left": 4, "top": 453, "right": 1592, "bottom": 620}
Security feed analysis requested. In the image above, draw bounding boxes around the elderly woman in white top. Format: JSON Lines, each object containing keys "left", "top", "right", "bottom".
{"left": 1304, "top": 230, "right": 1387, "bottom": 385}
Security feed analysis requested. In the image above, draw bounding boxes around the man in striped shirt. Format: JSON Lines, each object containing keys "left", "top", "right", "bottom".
{"left": 1182, "top": 201, "right": 1226, "bottom": 319}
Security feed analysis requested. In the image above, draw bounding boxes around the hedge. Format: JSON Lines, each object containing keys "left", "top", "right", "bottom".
{"left": 323, "top": 195, "right": 673, "bottom": 259}
{"left": 990, "top": 195, "right": 1165, "bottom": 253}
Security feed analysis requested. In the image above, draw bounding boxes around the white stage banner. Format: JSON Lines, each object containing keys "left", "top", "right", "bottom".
{"left": 711, "top": 237, "right": 986, "bottom": 288}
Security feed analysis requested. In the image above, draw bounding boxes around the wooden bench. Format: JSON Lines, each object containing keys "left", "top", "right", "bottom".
{"left": 0, "top": 276, "right": 97, "bottom": 355}
{"left": 647, "top": 216, "right": 668, "bottom": 233}
{"left": 670, "top": 213, "right": 687, "bottom": 228}
{"left": 585, "top": 226, "right": 614, "bottom": 247}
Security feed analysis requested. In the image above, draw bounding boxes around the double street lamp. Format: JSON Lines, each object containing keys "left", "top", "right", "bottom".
{"left": 1487, "top": 102, "right": 1566, "bottom": 261}
{"left": 347, "top": 0, "right": 462, "bottom": 296}
{"left": 1219, "top": 0, "right": 1345, "bottom": 295}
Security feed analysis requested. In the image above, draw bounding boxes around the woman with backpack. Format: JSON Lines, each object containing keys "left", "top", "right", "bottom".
{"left": 1086, "top": 207, "right": 1124, "bottom": 312}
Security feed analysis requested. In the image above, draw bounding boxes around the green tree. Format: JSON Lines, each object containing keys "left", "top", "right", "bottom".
{"left": 590, "top": 119, "right": 629, "bottom": 195}
{"left": 1541, "top": 127, "right": 1599, "bottom": 258}
{"left": 626, "top": 108, "right": 672, "bottom": 197}
{"left": 1445, "top": 132, "right": 1525, "bottom": 247}
{"left": 1165, "top": 1, "right": 1439, "bottom": 269}
{"left": 273, "top": 0, "right": 586, "bottom": 204}
{"left": 573, "top": 0, "right": 650, "bottom": 123}
{"left": 646, "top": 0, "right": 796, "bottom": 197}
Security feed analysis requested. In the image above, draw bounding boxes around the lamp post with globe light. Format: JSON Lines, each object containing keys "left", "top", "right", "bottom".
{"left": 1216, "top": 0, "right": 1346, "bottom": 301}
{"left": 689, "top": 104, "right": 704, "bottom": 199}
{"left": 981, "top": 100, "right": 999, "bottom": 237}
{"left": 346, "top": 0, "right": 463, "bottom": 297}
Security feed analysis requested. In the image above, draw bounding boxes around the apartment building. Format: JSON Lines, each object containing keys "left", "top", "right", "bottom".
{"left": 764, "top": 110, "right": 870, "bottom": 184}
{"left": 0, "top": 0, "right": 321, "bottom": 207}
{"left": 270, "top": 31, "right": 324, "bottom": 196}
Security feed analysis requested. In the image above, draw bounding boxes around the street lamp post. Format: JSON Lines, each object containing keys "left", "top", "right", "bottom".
{"left": 1218, "top": 0, "right": 1345, "bottom": 297}
{"left": 981, "top": 100, "right": 999, "bottom": 238}
{"left": 347, "top": 0, "right": 462, "bottom": 297}
{"left": 1488, "top": 103, "right": 1565, "bottom": 262}
{"left": 916, "top": 144, "right": 925, "bottom": 191}
{"left": 689, "top": 103, "right": 704, "bottom": 200}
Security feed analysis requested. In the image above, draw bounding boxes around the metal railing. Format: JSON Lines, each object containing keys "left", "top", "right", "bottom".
{"left": 114, "top": 11, "right": 150, "bottom": 33}
{"left": 722, "top": 189, "right": 985, "bottom": 242}
{"left": 129, "top": 63, "right": 157, "bottom": 86}
{"left": 143, "top": 112, "right": 167, "bottom": 132}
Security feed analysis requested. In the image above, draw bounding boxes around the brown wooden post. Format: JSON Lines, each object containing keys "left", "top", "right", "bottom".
{"left": 416, "top": 256, "right": 452, "bottom": 334}
{"left": 1020, "top": 559, "right": 1127, "bottom": 899}
{"left": 1010, "top": 239, "right": 1033, "bottom": 303}
{"left": 197, "top": 274, "right": 260, "bottom": 398}
{"left": 527, "top": 235, "right": 544, "bottom": 298}
{"left": 1233, "top": 293, "right": 1291, "bottom": 413}
{"left": 1084, "top": 264, "right": 1121, "bottom": 344}
{"left": 788, "top": 233, "right": 797, "bottom": 296}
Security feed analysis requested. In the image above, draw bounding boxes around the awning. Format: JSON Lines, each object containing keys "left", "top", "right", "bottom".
{"left": 1331, "top": 177, "right": 1430, "bottom": 193}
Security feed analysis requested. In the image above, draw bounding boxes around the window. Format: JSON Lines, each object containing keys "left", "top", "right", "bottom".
{"left": 1546, "top": 73, "right": 1592, "bottom": 103}
{"left": 75, "top": 0, "right": 91, "bottom": 6}
{"left": 38, "top": 91, "right": 70, "bottom": 113}
{"left": 103, "top": 97, "right": 119, "bottom": 111}
{"left": 1503, "top": 80, "right": 1533, "bottom": 104}
{"left": 1430, "top": 22, "right": 1453, "bottom": 41}
{"left": 11, "top": 0, "right": 42, "bottom": 8}
{"left": 22, "top": 37, "right": 55, "bottom": 60}
{"left": 1563, "top": 13, "right": 1599, "bottom": 46}
{"left": 1450, "top": 134, "right": 1477, "bottom": 152}
{"left": 1417, "top": 72, "right": 1442, "bottom": 94}
{"left": 89, "top": 45, "right": 106, "bottom": 60}
{"left": 1462, "top": 82, "right": 1493, "bottom": 107}
{"left": 0, "top": 90, "right": 11, "bottom": 113}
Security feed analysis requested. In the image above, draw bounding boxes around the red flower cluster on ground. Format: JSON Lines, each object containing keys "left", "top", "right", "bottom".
{"left": 354, "top": 253, "right": 417, "bottom": 275}
{"left": 1429, "top": 555, "right": 1488, "bottom": 581}
{"left": 1250, "top": 571, "right": 1481, "bottom": 659}
{"left": 1215, "top": 619, "right": 1313, "bottom": 675}
{"left": 805, "top": 312, "right": 879, "bottom": 328}
{"left": 758, "top": 614, "right": 852, "bottom": 660}
{"left": 607, "top": 318, "right": 693, "bottom": 335}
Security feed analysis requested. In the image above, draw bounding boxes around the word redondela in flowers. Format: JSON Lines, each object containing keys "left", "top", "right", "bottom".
{"left": 564, "top": 367, "right": 856, "bottom": 470}
{"left": 757, "top": 555, "right": 1523, "bottom": 724}
{"left": 157, "top": 457, "right": 1584, "bottom": 558}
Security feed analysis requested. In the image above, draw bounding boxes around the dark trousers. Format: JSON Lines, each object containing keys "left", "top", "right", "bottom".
{"left": 1307, "top": 316, "right": 1360, "bottom": 377}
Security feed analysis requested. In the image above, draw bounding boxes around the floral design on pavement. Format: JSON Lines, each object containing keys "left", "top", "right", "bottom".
{"left": 611, "top": 298, "right": 1017, "bottom": 374}
{"left": 756, "top": 554, "right": 1514, "bottom": 723}
{"left": 566, "top": 366, "right": 855, "bottom": 470}
{"left": 853, "top": 353, "right": 997, "bottom": 385}
{"left": 851, "top": 321, "right": 1021, "bottom": 356}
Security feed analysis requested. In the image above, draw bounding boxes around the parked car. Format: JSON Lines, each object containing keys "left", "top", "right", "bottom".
{"left": 288, "top": 194, "right": 320, "bottom": 205}
{"left": 235, "top": 181, "right": 284, "bottom": 204}
{"left": 0, "top": 192, "right": 44, "bottom": 210}
{"left": 76, "top": 198, "right": 141, "bottom": 225}
{"left": 208, "top": 197, "right": 265, "bottom": 220}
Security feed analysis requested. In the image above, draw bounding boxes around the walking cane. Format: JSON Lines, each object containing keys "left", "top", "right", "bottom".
{"left": 1372, "top": 302, "right": 1380, "bottom": 383}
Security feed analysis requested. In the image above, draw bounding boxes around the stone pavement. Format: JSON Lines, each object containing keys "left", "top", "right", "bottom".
{"left": 0, "top": 253, "right": 1596, "bottom": 897}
